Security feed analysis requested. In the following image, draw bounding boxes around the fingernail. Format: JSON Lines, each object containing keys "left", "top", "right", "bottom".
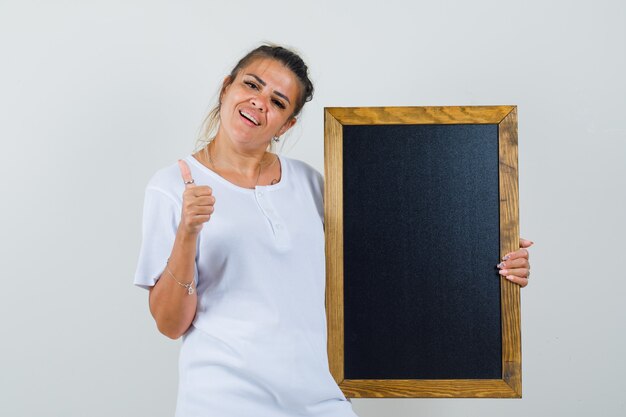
{"left": 497, "top": 262, "right": 505, "bottom": 269}
{"left": 502, "top": 255, "right": 510, "bottom": 261}
{"left": 505, "top": 275, "right": 514, "bottom": 281}
{"left": 499, "top": 269, "right": 508, "bottom": 275}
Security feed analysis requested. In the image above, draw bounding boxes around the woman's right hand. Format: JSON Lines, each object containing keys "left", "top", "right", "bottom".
{"left": 178, "top": 160, "right": 215, "bottom": 236}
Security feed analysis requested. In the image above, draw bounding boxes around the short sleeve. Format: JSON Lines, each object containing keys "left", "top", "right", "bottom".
{"left": 134, "top": 187, "right": 181, "bottom": 290}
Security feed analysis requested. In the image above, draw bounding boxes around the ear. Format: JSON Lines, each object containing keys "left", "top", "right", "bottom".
{"left": 219, "top": 75, "right": 233, "bottom": 101}
{"left": 277, "top": 117, "right": 297, "bottom": 137}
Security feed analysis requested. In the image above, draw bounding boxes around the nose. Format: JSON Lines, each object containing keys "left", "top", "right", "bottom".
{"left": 250, "top": 96, "right": 266, "bottom": 113}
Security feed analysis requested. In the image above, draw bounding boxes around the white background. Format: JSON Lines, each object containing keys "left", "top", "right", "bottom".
{"left": 1, "top": 1, "right": 625, "bottom": 416}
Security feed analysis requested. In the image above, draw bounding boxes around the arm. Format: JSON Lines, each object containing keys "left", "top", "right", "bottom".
{"left": 149, "top": 228, "right": 199, "bottom": 339}
{"left": 148, "top": 160, "right": 214, "bottom": 339}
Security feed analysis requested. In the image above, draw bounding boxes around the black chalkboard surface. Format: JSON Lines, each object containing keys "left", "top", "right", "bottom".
{"left": 324, "top": 107, "right": 520, "bottom": 398}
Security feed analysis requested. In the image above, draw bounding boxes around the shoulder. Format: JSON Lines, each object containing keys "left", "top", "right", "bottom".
{"left": 281, "top": 156, "right": 324, "bottom": 209}
{"left": 144, "top": 159, "right": 186, "bottom": 203}
{"left": 281, "top": 155, "right": 325, "bottom": 222}
{"left": 281, "top": 155, "right": 323, "bottom": 185}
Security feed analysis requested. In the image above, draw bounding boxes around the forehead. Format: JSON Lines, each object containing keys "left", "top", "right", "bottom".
{"left": 238, "top": 58, "right": 300, "bottom": 99}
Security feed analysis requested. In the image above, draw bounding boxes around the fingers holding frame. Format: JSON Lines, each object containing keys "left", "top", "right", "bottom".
{"left": 499, "top": 237, "right": 533, "bottom": 288}
{"left": 503, "top": 275, "right": 529, "bottom": 288}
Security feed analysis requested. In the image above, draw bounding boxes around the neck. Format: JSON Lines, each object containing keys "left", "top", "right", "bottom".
{"left": 208, "top": 135, "right": 270, "bottom": 176}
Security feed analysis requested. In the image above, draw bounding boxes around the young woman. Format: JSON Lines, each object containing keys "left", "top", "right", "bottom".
{"left": 134, "top": 44, "right": 532, "bottom": 417}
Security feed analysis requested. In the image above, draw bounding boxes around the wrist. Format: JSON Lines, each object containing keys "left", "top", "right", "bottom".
{"left": 176, "top": 227, "right": 199, "bottom": 243}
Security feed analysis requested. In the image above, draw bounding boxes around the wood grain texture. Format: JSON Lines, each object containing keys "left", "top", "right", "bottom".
{"left": 324, "top": 106, "right": 521, "bottom": 398}
{"left": 339, "top": 379, "right": 520, "bottom": 398}
{"left": 498, "top": 107, "right": 522, "bottom": 397}
{"left": 326, "top": 106, "right": 514, "bottom": 125}
{"left": 324, "top": 109, "right": 345, "bottom": 384}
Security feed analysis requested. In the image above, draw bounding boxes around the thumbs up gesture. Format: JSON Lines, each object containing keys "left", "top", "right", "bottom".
{"left": 177, "top": 160, "right": 215, "bottom": 236}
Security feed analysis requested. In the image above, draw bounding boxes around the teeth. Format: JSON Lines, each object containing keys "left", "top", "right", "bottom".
{"left": 240, "top": 110, "right": 259, "bottom": 126}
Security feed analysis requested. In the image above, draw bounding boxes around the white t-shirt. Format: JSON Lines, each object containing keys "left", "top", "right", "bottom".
{"left": 134, "top": 154, "right": 358, "bottom": 417}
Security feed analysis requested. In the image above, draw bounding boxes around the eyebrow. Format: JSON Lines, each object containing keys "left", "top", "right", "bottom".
{"left": 246, "top": 73, "right": 291, "bottom": 105}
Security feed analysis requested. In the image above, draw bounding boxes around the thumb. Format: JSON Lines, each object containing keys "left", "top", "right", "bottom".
{"left": 178, "top": 160, "right": 195, "bottom": 189}
{"left": 519, "top": 237, "right": 534, "bottom": 248}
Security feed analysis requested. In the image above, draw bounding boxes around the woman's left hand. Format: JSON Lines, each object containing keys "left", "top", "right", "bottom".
{"left": 497, "top": 238, "right": 533, "bottom": 288}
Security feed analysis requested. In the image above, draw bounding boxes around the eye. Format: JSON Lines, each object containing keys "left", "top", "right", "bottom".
{"left": 244, "top": 80, "right": 258, "bottom": 90}
{"left": 272, "top": 99, "right": 286, "bottom": 110}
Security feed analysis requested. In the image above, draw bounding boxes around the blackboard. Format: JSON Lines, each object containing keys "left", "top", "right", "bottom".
{"left": 324, "top": 106, "right": 520, "bottom": 398}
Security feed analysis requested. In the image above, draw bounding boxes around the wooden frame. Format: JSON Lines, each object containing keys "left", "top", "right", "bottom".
{"left": 324, "top": 106, "right": 520, "bottom": 398}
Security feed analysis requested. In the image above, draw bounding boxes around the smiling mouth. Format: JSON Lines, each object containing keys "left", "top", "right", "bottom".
{"left": 239, "top": 110, "right": 260, "bottom": 126}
